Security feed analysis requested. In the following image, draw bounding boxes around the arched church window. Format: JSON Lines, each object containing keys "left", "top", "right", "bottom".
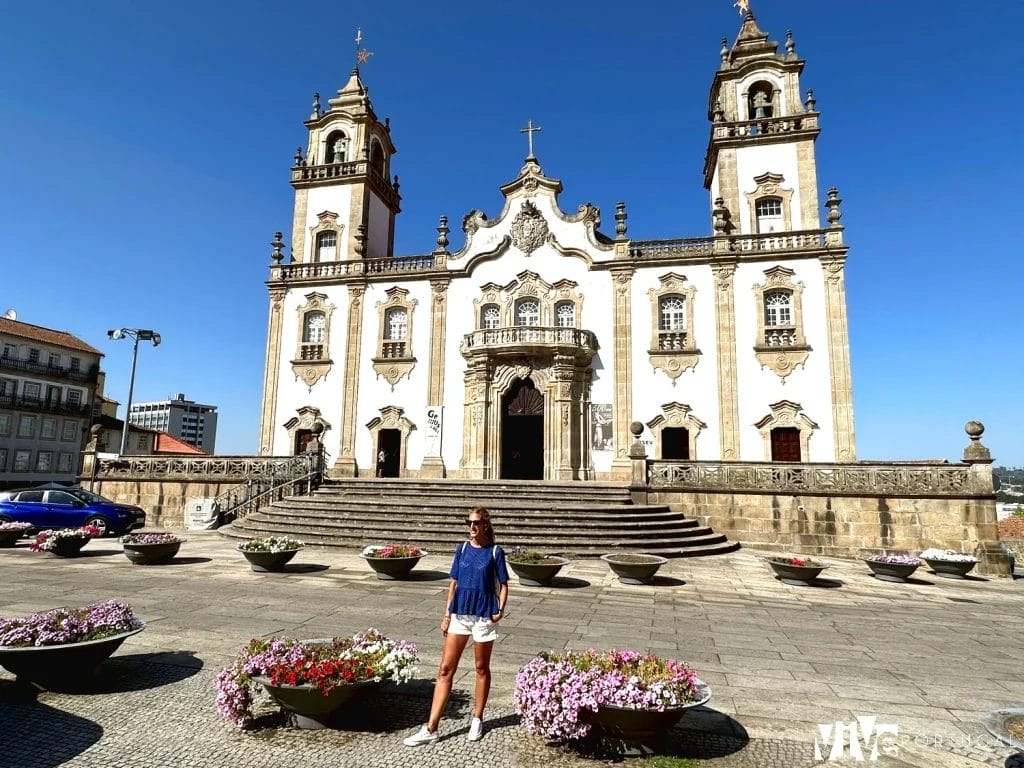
{"left": 658, "top": 296, "right": 686, "bottom": 350}
{"left": 303, "top": 311, "right": 326, "bottom": 343}
{"left": 515, "top": 299, "right": 540, "bottom": 327}
{"left": 481, "top": 304, "right": 500, "bottom": 330}
{"left": 748, "top": 83, "right": 774, "bottom": 120}
{"left": 385, "top": 307, "right": 408, "bottom": 340}
{"left": 369, "top": 139, "right": 385, "bottom": 176}
{"left": 755, "top": 197, "right": 784, "bottom": 233}
{"left": 554, "top": 301, "right": 575, "bottom": 328}
{"left": 325, "top": 130, "right": 348, "bottom": 164}
{"left": 315, "top": 231, "right": 337, "bottom": 262}
{"left": 764, "top": 290, "right": 795, "bottom": 346}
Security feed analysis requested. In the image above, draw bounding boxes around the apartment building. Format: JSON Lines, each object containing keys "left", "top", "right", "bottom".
{"left": 129, "top": 393, "right": 218, "bottom": 453}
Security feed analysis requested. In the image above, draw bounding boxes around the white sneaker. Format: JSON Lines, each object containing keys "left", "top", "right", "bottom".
{"left": 467, "top": 716, "right": 483, "bottom": 742}
{"left": 403, "top": 725, "right": 438, "bottom": 747}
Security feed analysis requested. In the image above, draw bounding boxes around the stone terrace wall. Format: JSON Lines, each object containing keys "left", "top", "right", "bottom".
{"left": 635, "top": 458, "right": 1009, "bottom": 575}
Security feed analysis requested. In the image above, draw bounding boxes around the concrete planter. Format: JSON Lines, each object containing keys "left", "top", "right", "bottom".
{"left": 123, "top": 540, "right": 183, "bottom": 565}
{"left": 241, "top": 549, "right": 300, "bottom": 572}
{"left": 508, "top": 556, "right": 569, "bottom": 587}
{"left": 768, "top": 558, "right": 828, "bottom": 585}
{"left": 601, "top": 554, "right": 668, "bottom": 585}
{"left": 359, "top": 554, "right": 426, "bottom": 580}
{"left": 0, "top": 626, "right": 145, "bottom": 685}
{"left": 580, "top": 680, "right": 711, "bottom": 752}
{"left": 864, "top": 559, "right": 920, "bottom": 583}
{"left": 922, "top": 558, "right": 977, "bottom": 579}
{"left": 48, "top": 536, "right": 92, "bottom": 557}
{"left": 251, "top": 677, "right": 378, "bottom": 729}
{"left": 0, "top": 528, "right": 30, "bottom": 547}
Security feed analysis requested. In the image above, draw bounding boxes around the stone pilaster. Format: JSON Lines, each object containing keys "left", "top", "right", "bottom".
{"left": 821, "top": 255, "right": 856, "bottom": 461}
{"left": 291, "top": 189, "right": 308, "bottom": 262}
{"left": 258, "top": 287, "right": 287, "bottom": 455}
{"left": 609, "top": 267, "right": 635, "bottom": 480}
{"left": 333, "top": 284, "right": 366, "bottom": 476}
{"left": 461, "top": 363, "right": 490, "bottom": 479}
{"left": 421, "top": 278, "right": 450, "bottom": 478}
{"left": 712, "top": 260, "right": 740, "bottom": 459}
{"left": 552, "top": 356, "right": 576, "bottom": 481}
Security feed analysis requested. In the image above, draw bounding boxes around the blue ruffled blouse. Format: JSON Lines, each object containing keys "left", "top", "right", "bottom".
{"left": 447, "top": 542, "right": 509, "bottom": 618}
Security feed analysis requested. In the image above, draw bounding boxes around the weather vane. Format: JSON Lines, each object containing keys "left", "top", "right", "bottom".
{"left": 734, "top": 0, "right": 750, "bottom": 14}
{"left": 355, "top": 27, "right": 374, "bottom": 65}
{"left": 520, "top": 119, "right": 542, "bottom": 160}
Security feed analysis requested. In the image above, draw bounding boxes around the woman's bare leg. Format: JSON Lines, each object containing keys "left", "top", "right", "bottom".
{"left": 427, "top": 632, "right": 470, "bottom": 731}
{"left": 472, "top": 640, "right": 494, "bottom": 719}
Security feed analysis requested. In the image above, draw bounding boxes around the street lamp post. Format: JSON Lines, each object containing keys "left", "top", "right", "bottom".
{"left": 107, "top": 328, "right": 161, "bottom": 456}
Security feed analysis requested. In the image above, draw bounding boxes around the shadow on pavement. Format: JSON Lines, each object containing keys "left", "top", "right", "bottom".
{"left": 649, "top": 575, "right": 688, "bottom": 587}
{"left": 281, "top": 563, "right": 331, "bottom": 574}
{"left": 0, "top": 682, "right": 104, "bottom": 766}
{"left": 20, "top": 651, "right": 204, "bottom": 694}
{"left": 774, "top": 576, "right": 843, "bottom": 589}
{"left": 67, "top": 548, "right": 123, "bottom": 558}
{"left": 547, "top": 576, "right": 591, "bottom": 589}
{"left": 148, "top": 556, "right": 213, "bottom": 565}
{"left": 401, "top": 570, "right": 452, "bottom": 582}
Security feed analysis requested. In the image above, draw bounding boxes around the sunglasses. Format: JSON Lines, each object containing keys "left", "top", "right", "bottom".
{"left": 465, "top": 518, "right": 490, "bottom": 527}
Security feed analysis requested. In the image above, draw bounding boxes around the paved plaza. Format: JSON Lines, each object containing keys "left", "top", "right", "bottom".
{"left": 1, "top": 532, "right": 1023, "bottom": 768}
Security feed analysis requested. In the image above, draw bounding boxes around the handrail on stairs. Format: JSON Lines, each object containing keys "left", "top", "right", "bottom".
{"left": 214, "top": 448, "right": 327, "bottom": 524}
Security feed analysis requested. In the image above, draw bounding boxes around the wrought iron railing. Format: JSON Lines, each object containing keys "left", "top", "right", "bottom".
{"left": 212, "top": 451, "right": 325, "bottom": 522}
{"left": 0, "top": 394, "right": 92, "bottom": 417}
{"left": 647, "top": 460, "right": 976, "bottom": 496}
{"left": 0, "top": 356, "right": 99, "bottom": 383}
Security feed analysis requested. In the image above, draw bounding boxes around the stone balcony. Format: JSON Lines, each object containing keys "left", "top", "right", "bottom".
{"left": 461, "top": 326, "right": 598, "bottom": 361}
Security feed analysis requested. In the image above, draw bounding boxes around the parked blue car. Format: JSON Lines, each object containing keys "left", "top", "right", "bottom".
{"left": 0, "top": 487, "right": 146, "bottom": 537}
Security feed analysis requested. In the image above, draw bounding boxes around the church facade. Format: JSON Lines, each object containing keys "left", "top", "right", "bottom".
{"left": 257, "top": 9, "right": 856, "bottom": 482}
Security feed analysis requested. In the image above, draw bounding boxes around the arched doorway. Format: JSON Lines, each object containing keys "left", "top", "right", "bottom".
{"left": 501, "top": 378, "right": 544, "bottom": 479}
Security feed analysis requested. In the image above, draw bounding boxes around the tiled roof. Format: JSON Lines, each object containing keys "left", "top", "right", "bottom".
{"left": 0, "top": 317, "right": 103, "bottom": 355}
{"left": 153, "top": 432, "right": 209, "bottom": 455}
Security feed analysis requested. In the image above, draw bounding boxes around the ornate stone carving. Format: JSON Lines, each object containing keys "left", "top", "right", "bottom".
{"left": 753, "top": 266, "right": 810, "bottom": 379}
{"left": 372, "top": 287, "right": 418, "bottom": 389}
{"left": 365, "top": 406, "right": 416, "bottom": 477}
{"left": 754, "top": 400, "right": 818, "bottom": 461}
{"left": 290, "top": 292, "right": 335, "bottom": 390}
{"left": 647, "top": 273, "right": 701, "bottom": 383}
{"left": 510, "top": 200, "right": 549, "bottom": 255}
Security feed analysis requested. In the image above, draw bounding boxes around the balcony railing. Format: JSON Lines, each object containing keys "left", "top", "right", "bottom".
{"left": 277, "top": 254, "right": 437, "bottom": 281}
{"left": 0, "top": 356, "right": 99, "bottom": 383}
{"left": 630, "top": 237, "right": 714, "bottom": 259}
{"left": 463, "top": 326, "right": 598, "bottom": 355}
{"left": 290, "top": 161, "right": 399, "bottom": 207}
{"left": 712, "top": 113, "right": 820, "bottom": 140}
{"left": 730, "top": 230, "right": 827, "bottom": 252}
{"left": 647, "top": 460, "right": 976, "bottom": 496}
{"left": 0, "top": 394, "right": 92, "bottom": 417}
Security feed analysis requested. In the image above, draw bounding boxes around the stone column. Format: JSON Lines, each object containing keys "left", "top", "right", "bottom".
{"left": 821, "top": 254, "right": 856, "bottom": 461}
{"left": 258, "top": 286, "right": 287, "bottom": 455}
{"left": 333, "top": 284, "right": 366, "bottom": 476}
{"left": 712, "top": 259, "right": 740, "bottom": 459}
{"left": 609, "top": 266, "right": 635, "bottom": 480}
{"left": 421, "top": 278, "right": 450, "bottom": 478}
{"left": 461, "top": 362, "right": 490, "bottom": 479}
{"left": 962, "top": 421, "right": 1011, "bottom": 576}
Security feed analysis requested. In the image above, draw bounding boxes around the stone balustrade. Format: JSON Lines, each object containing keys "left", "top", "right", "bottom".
{"left": 462, "top": 326, "right": 598, "bottom": 354}
{"left": 712, "top": 113, "right": 820, "bottom": 140}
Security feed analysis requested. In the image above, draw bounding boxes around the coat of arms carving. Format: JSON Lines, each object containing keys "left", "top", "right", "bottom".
{"left": 510, "top": 201, "right": 549, "bottom": 255}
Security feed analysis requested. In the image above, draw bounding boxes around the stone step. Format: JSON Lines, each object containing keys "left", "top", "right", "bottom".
{"left": 222, "top": 478, "right": 739, "bottom": 560}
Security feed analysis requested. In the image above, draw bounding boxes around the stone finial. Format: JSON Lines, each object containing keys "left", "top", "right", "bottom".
{"left": 805, "top": 89, "right": 817, "bottom": 113}
{"left": 963, "top": 420, "right": 992, "bottom": 463}
{"left": 629, "top": 420, "right": 646, "bottom": 459}
{"left": 270, "top": 231, "right": 285, "bottom": 264}
{"left": 435, "top": 215, "right": 450, "bottom": 254}
{"left": 293, "top": 146, "right": 303, "bottom": 167}
{"left": 720, "top": 37, "right": 729, "bottom": 66}
{"left": 614, "top": 202, "right": 628, "bottom": 239}
{"left": 311, "top": 91, "right": 321, "bottom": 120}
{"left": 825, "top": 187, "right": 843, "bottom": 227}
{"left": 785, "top": 29, "right": 796, "bottom": 57}
{"left": 354, "top": 224, "right": 367, "bottom": 257}
{"left": 713, "top": 99, "right": 725, "bottom": 123}
{"left": 393, "top": 175, "right": 400, "bottom": 194}
{"left": 712, "top": 197, "right": 733, "bottom": 234}
{"left": 384, "top": 117, "right": 391, "bottom": 132}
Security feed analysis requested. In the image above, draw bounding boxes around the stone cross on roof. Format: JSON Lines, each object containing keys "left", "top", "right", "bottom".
{"left": 520, "top": 120, "right": 542, "bottom": 160}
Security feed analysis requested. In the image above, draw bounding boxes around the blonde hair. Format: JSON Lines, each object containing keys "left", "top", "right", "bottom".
{"left": 469, "top": 506, "right": 495, "bottom": 546}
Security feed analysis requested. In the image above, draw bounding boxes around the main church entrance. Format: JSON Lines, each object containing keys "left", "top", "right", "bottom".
{"left": 500, "top": 378, "right": 544, "bottom": 480}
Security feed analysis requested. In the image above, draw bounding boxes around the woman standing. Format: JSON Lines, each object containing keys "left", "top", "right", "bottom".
{"left": 403, "top": 506, "right": 509, "bottom": 745}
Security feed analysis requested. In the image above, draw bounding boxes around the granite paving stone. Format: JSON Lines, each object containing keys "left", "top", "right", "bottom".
{"left": 0, "top": 532, "right": 1021, "bottom": 768}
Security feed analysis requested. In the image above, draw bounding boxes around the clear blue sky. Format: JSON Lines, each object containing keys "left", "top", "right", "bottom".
{"left": 2, "top": 1, "right": 1021, "bottom": 465}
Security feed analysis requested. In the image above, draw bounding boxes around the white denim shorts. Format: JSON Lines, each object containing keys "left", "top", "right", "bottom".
{"left": 447, "top": 613, "right": 497, "bottom": 643}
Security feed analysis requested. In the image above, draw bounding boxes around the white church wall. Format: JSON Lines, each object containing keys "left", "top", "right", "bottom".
{"left": 304, "top": 185, "right": 354, "bottom": 261}
{"left": 355, "top": 280, "right": 433, "bottom": 470}
{"left": 732, "top": 258, "right": 835, "bottom": 461}
{"left": 735, "top": 143, "right": 803, "bottom": 232}
{"left": 630, "top": 266, "right": 722, "bottom": 459}
{"left": 271, "top": 285, "right": 350, "bottom": 455}
{"left": 366, "top": 195, "right": 391, "bottom": 260}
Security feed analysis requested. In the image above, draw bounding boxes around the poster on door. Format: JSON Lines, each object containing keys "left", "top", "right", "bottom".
{"left": 592, "top": 404, "right": 613, "bottom": 453}
{"left": 425, "top": 407, "right": 443, "bottom": 455}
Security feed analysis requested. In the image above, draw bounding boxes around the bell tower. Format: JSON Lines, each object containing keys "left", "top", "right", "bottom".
{"left": 289, "top": 68, "right": 401, "bottom": 264}
{"left": 703, "top": 9, "right": 820, "bottom": 235}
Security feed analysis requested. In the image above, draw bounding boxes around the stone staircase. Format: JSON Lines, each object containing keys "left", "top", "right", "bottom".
{"left": 221, "top": 478, "right": 739, "bottom": 558}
